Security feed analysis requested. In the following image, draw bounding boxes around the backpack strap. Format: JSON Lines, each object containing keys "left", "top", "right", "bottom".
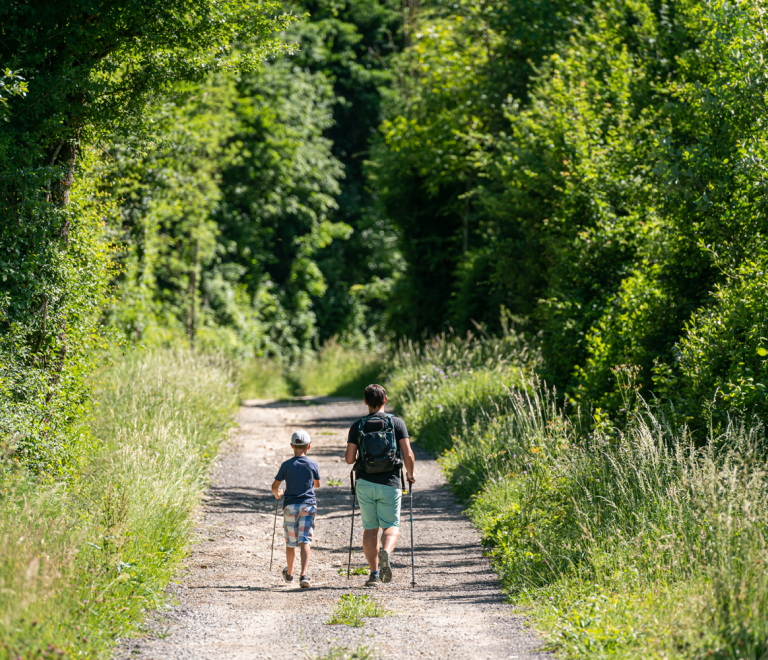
{"left": 382, "top": 414, "right": 402, "bottom": 460}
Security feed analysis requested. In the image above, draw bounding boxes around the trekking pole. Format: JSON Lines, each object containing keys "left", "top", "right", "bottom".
{"left": 347, "top": 469, "right": 356, "bottom": 578}
{"left": 269, "top": 494, "right": 280, "bottom": 571}
{"left": 408, "top": 478, "right": 416, "bottom": 587}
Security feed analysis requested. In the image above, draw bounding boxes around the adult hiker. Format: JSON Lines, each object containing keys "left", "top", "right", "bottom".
{"left": 345, "top": 383, "right": 415, "bottom": 587}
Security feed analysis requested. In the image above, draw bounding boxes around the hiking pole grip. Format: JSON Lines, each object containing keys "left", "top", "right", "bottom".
{"left": 269, "top": 495, "right": 280, "bottom": 572}
{"left": 409, "top": 480, "right": 416, "bottom": 587}
{"left": 347, "top": 469, "right": 356, "bottom": 579}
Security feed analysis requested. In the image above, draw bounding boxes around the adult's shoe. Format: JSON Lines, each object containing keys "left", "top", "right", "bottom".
{"left": 365, "top": 573, "right": 382, "bottom": 588}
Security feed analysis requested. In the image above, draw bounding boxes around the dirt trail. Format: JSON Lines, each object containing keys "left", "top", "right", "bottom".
{"left": 122, "top": 398, "right": 550, "bottom": 659}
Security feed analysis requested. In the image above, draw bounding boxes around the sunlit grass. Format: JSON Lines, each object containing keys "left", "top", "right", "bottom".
{"left": 310, "top": 643, "right": 377, "bottom": 660}
{"left": 326, "top": 593, "right": 389, "bottom": 627}
{"left": 387, "top": 333, "right": 768, "bottom": 659}
{"left": 0, "top": 349, "right": 237, "bottom": 657}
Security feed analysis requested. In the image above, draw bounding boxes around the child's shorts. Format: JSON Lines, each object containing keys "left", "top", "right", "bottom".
{"left": 283, "top": 503, "right": 317, "bottom": 548}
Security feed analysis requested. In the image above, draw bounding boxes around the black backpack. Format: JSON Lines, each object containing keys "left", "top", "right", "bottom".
{"left": 356, "top": 414, "right": 402, "bottom": 474}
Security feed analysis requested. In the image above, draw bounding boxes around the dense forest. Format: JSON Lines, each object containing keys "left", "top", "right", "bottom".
{"left": 3, "top": 0, "right": 768, "bottom": 655}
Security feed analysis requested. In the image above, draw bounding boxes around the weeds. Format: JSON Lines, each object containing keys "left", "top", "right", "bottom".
{"left": 0, "top": 350, "right": 237, "bottom": 657}
{"left": 309, "top": 644, "right": 377, "bottom": 660}
{"left": 338, "top": 566, "right": 369, "bottom": 575}
{"left": 326, "top": 594, "right": 389, "bottom": 627}
{"left": 327, "top": 478, "right": 342, "bottom": 486}
{"left": 387, "top": 332, "right": 768, "bottom": 659}
{"left": 239, "top": 339, "right": 383, "bottom": 401}
{"left": 239, "top": 359, "right": 291, "bottom": 400}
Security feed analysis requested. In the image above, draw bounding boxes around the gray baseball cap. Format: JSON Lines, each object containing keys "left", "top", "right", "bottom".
{"left": 290, "top": 429, "right": 311, "bottom": 446}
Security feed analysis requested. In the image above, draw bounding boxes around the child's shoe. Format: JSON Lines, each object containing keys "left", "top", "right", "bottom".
{"left": 300, "top": 575, "right": 311, "bottom": 588}
{"left": 282, "top": 567, "right": 294, "bottom": 583}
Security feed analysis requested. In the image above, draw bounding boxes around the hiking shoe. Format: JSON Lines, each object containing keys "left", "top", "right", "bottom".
{"left": 378, "top": 548, "right": 393, "bottom": 583}
{"left": 282, "top": 567, "right": 294, "bottom": 583}
{"left": 300, "top": 575, "right": 311, "bottom": 589}
{"left": 364, "top": 573, "right": 382, "bottom": 588}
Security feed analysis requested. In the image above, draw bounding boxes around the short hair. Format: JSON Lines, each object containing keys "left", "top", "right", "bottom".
{"left": 364, "top": 384, "right": 387, "bottom": 408}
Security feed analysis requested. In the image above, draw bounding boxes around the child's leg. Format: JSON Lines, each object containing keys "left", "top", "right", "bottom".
{"left": 283, "top": 504, "right": 299, "bottom": 576}
{"left": 296, "top": 504, "right": 316, "bottom": 577}
{"left": 285, "top": 546, "right": 296, "bottom": 576}
{"left": 299, "top": 542, "right": 310, "bottom": 576}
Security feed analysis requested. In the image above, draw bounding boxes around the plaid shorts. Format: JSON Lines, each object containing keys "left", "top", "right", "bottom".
{"left": 283, "top": 503, "right": 317, "bottom": 548}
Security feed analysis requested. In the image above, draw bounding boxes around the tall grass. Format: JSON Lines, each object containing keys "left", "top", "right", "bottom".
{"left": 387, "top": 335, "right": 768, "bottom": 659}
{"left": 0, "top": 350, "right": 237, "bottom": 656}
{"left": 238, "top": 339, "right": 385, "bottom": 400}
{"left": 294, "top": 339, "right": 384, "bottom": 398}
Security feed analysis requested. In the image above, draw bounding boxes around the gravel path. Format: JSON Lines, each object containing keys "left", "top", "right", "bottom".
{"left": 121, "top": 398, "right": 550, "bottom": 660}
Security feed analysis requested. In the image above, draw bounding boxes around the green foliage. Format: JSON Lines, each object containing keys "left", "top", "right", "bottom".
{"left": 0, "top": 349, "right": 237, "bottom": 656}
{"left": 375, "top": 0, "right": 768, "bottom": 428}
{"left": 239, "top": 359, "right": 292, "bottom": 400}
{"left": 312, "top": 644, "right": 377, "bottom": 660}
{"left": 326, "top": 593, "right": 389, "bottom": 627}
{"left": 385, "top": 326, "right": 536, "bottom": 452}
{"left": 294, "top": 338, "right": 384, "bottom": 397}
{"left": 0, "top": 154, "right": 116, "bottom": 475}
{"left": 216, "top": 58, "right": 350, "bottom": 358}
{"left": 1, "top": 0, "right": 289, "bottom": 472}
{"left": 389, "top": 333, "right": 768, "bottom": 658}
{"left": 287, "top": 0, "right": 405, "bottom": 343}
{"left": 654, "top": 255, "right": 768, "bottom": 429}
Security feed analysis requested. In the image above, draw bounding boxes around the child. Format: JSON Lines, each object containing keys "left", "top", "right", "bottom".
{"left": 272, "top": 430, "right": 320, "bottom": 588}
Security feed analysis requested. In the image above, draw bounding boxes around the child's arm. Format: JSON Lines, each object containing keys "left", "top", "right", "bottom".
{"left": 272, "top": 480, "right": 284, "bottom": 499}
{"left": 313, "top": 479, "right": 320, "bottom": 488}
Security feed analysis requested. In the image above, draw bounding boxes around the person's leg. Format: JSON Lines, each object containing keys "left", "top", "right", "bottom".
{"left": 363, "top": 527, "right": 380, "bottom": 570}
{"left": 355, "top": 480, "right": 381, "bottom": 572}
{"left": 283, "top": 504, "right": 299, "bottom": 579}
{"left": 299, "top": 542, "right": 310, "bottom": 575}
{"left": 296, "top": 504, "right": 316, "bottom": 586}
{"left": 285, "top": 546, "right": 296, "bottom": 576}
{"left": 375, "top": 484, "right": 402, "bottom": 583}
{"left": 380, "top": 526, "right": 400, "bottom": 553}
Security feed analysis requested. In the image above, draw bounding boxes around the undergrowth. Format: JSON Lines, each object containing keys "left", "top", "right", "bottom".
{"left": 310, "top": 643, "right": 377, "bottom": 660}
{"left": 388, "top": 334, "right": 768, "bottom": 659}
{"left": 0, "top": 350, "right": 237, "bottom": 656}
{"left": 239, "top": 339, "right": 384, "bottom": 400}
{"left": 326, "top": 594, "right": 389, "bottom": 627}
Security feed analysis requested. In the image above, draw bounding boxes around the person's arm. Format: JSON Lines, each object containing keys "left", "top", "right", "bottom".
{"left": 313, "top": 479, "right": 321, "bottom": 488}
{"left": 399, "top": 437, "right": 416, "bottom": 482}
{"left": 272, "top": 479, "right": 284, "bottom": 499}
{"left": 345, "top": 442, "right": 358, "bottom": 465}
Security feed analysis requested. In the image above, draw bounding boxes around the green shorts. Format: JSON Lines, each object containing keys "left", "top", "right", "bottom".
{"left": 356, "top": 479, "right": 401, "bottom": 530}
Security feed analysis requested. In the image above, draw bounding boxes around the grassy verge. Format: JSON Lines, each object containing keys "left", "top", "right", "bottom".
{"left": 0, "top": 350, "right": 237, "bottom": 656}
{"left": 239, "top": 339, "right": 384, "bottom": 400}
{"left": 387, "top": 335, "right": 768, "bottom": 659}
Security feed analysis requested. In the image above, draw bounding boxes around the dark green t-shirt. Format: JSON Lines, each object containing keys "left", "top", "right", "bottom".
{"left": 347, "top": 412, "right": 409, "bottom": 490}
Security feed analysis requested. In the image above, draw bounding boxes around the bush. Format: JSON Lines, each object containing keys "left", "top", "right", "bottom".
{"left": 385, "top": 330, "right": 535, "bottom": 452}
{"left": 654, "top": 255, "right": 768, "bottom": 431}
{"left": 389, "top": 332, "right": 768, "bottom": 658}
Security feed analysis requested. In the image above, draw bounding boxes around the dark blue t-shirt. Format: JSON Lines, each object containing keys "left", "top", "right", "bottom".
{"left": 274, "top": 456, "right": 320, "bottom": 506}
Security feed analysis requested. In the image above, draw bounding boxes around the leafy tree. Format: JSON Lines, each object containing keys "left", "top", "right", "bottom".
{"left": 0, "top": 0, "right": 289, "bottom": 472}
{"left": 216, "top": 59, "right": 349, "bottom": 358}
